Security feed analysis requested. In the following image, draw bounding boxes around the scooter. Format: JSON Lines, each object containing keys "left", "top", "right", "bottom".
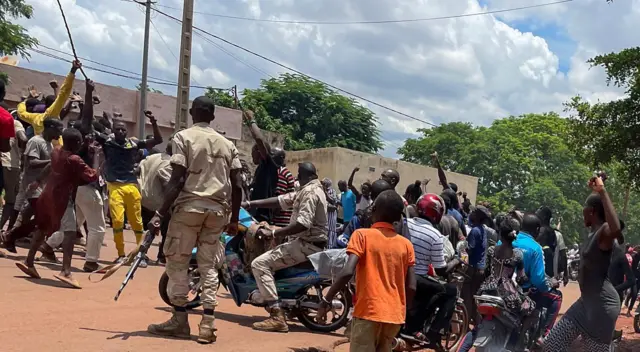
{"left": 158, "top": 208, "right": 352, "bottom": 333}
{"left": 393, "top": 267, "right": 469, "bottom": 352}
{"left": 472, "top": 294, "right": 546, "bottom": 352}
{"left": 567, "top": 254, "right": 579, "bottom": 281}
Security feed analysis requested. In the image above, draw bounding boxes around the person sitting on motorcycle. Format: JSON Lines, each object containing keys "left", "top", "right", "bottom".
{"left": 335, "top": 179, "right": 393, "bottom": 247}
{"left": 245, "top": 162, "right": 328, "bottom": 333}
{"left": 457, "top": 215, "right": 537, "bottom": 352}
{"left": 506, "top": 213, "right": 562, "bottom": 342}
{"left": 402, "top": 193, "right": 461, "bottom": 348}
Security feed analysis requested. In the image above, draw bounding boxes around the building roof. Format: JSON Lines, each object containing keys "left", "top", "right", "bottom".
{"left": 0, "top": 64, "right": 243, "bottom": 140}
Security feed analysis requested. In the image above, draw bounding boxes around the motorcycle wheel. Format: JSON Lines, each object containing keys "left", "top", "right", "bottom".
{"left": 634, "top": 314, "right": 640, "bottom": 333}
{"left": 441, "top": 301, "right": 469, "bottom": 351}
{"left": 295, "top": 281, "right": 352, "bottom": 333}
{"left": 158, "top": 267, "right": 207, "bottom": 310}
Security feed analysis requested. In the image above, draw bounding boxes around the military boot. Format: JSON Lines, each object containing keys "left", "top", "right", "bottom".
{"left": 197, "top": 314, "right": 217, "bottom": 344}
{"left": 147, "top": 309, "right": 191, "bottom": 339}
{"left": 252, "top": 307, "right": 289, "bottom": 332}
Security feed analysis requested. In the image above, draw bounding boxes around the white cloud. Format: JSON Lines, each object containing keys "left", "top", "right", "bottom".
{"left": 11, "top": 0, "right": 639, "bottom": 157}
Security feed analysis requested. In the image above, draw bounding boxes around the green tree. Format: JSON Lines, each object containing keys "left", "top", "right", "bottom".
{"left": 0, "top": 0, "right": 38, "bottom": 58}
{"left": 565, "top": 48, "right": 640, "bottom": 182}
{"left": 0, "top": 1, "right": 38, "bottom": 85}
{"left": 399, "top": 113, "right": 592, "bottom": 244}
{"left": 205, "top": 87, "right": 235, "bottom": 108}
{"left": 136, "top": 83, "right": 163, "bottom": 94}
{"left": 237, "top": 74, "right": 383, "bottom": 152}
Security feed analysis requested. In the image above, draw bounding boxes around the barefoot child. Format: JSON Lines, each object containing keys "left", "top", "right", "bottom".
{"left": 16, "top": 127, "right": 98, "bottom": 288}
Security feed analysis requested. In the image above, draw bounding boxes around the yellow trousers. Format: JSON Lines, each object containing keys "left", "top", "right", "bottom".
{"left": 107, "top": 182, "right": 144, "bottom": 256}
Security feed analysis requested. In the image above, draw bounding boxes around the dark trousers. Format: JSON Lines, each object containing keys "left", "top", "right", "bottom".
{"left": 141, "top": 207, "right": 170, "bottom": 260}
{"left": 462, "top": 267, "right": 485, "bottom": 323}
{"left": 405, "top": 275, "right": 457, "bottom": 335}
{"left": 626, "top": 279, "right": 640, "bottom": 311}
{"left": 530, "top": 288, "right": 563, "bottom": 336}
{"left": 5, "top": 198, "right": 38, "bottom": 245}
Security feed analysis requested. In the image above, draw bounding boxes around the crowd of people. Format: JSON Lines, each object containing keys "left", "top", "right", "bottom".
{"left": 0, "top": 58, "right": 635, "bottom": 352}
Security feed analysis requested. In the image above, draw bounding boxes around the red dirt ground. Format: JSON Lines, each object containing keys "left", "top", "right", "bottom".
{"left": 2, "top": 231, "right": 640, "bottom": 351}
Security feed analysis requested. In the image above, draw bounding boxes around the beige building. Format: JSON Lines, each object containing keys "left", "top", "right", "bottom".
{"left": 286, "top": 147, "right": 478, "bottom": 203}
{"left": 0, "top": 64, "right": 283, "bottom": 159}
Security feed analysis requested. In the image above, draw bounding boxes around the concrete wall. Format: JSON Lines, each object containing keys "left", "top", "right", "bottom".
{"left": 286, "top": 147, "right": 479, "bottom": 203}
{"left": 1, "top": 64, "right": 243, "bottom": 139}
{"left": 236, "top": 126, "right": 285, "bottom": 173}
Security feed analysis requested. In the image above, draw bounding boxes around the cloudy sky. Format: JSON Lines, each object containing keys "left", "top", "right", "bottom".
{"left": 11, "top": 0, "right": 638, "bottom": 157}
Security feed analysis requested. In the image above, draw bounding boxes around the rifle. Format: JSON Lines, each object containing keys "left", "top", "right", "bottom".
{"left": 114, "top": 231, "right": 156, "bottom": 301}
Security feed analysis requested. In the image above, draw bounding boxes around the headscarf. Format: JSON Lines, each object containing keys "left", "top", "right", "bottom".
{"left": 322, "top": 178, "right": 339, "bottom": 206}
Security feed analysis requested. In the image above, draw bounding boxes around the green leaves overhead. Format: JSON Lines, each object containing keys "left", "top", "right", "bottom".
{"left": 206, "top": 74, "right": 383, "bottom": 153}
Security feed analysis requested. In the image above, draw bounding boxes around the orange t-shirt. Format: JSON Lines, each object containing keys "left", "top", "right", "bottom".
{"left": 347, "top": 222, "right": 416, "bottom": 324}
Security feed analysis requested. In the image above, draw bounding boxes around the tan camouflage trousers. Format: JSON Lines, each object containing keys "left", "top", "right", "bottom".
{"left": 164, "top": 208, "right": 227, "bottom": 309}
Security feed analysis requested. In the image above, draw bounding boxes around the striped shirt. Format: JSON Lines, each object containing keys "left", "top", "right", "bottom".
{"left": 407, "top": 217, "right": 446, "bottom": 276}
{"left": 273, "top": 166, "right": 296, "bottom": 227}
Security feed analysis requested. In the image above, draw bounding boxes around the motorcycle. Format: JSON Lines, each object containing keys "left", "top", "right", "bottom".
{"left": 158, "top": 208, "right": 352, "bottom": 333}
{"left": 472, "top": 294, "right": 546, "bottom": 352}
{"left": 393, "top": 265, "right": 470, "bottom": 352}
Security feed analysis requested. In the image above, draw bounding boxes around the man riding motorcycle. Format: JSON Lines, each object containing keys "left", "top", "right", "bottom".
{"left": 501, "top": 212, "right": 562, "bottom": 344}
{"left": 243, "top": 162, "right": 328, "bottom": 333}
{"left": 403, "top": 193, "right": 460, "bottom": 347}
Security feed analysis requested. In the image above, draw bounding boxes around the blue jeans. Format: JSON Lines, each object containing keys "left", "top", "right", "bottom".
{"left": 530, "top": 288, "right": 563, "bottom": 336}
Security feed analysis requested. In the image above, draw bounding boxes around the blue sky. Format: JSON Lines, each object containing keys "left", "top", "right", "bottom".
{"left": 11, "top": 0, "right": 634, "bottom": 158}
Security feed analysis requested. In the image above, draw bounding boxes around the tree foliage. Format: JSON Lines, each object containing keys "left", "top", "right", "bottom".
{"left": 136, "top": 83, "right": 163, "bottom": 94}
{"left": 0, "top": 0, "right": 38, "bottom": 58}
{"left": 399, "top": 113, "right": 592, "bottom": 245}
{"left": 206, "top": 74, "right": 383, "bottom": 153}
{"left": 565, "top": 47, "right": 640, "bottom": 184}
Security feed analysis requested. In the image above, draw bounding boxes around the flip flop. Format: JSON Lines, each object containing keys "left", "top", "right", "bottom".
{"left": 15, "top": 262, "right": 41, "bottom": 279}
{"left": 53, "top": 274, "right": 82, "bottom": 289}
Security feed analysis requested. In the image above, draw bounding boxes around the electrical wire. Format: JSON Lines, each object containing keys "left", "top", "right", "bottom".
{"left": 153, "top": 7, "right": 437, "bottom": 127}
{"left": 37, "top": 44, "right": 175, "bottom": 84}
{"left": 30, "top": 48, "right": 231, "bottom": 90}
{"left": 153, "top": 0, "right": 573, "bottom": 25}
{"left": 150, "top": 19, "right": 179, "bottom": 62}
{"left": 193, "top": 31, "right": 274, "bottom": 79}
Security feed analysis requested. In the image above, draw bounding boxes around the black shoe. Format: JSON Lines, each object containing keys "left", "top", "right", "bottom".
{"left": 83, "top": 261, "right": 101, "bottom": 273}
{"left": 156, "top": 256, "right": 166, "bottom": 265}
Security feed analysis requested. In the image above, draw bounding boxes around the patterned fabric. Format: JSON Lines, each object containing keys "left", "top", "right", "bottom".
{"left": 325, "top": 186, "right": 339, "bottom": 248}
{"left": 542, "top": 317, "right": 612, "bottom": 352}
{"left": 273, "top": 166, "right": 295, "bottom": 227}
{"left": 478, "top": 246, "right": 535, "bottom": 315}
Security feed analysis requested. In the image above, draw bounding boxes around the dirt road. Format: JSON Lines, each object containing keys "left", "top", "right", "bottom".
{"left": 2, "top": 230, "right": 640, "bottom": 351}
{"left": 0, "top": 231, "right": 342, "bottom": 352}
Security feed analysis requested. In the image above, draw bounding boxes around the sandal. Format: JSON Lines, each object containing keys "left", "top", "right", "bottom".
{"left": 53, "top": 273, "right": 82, "bottom": 289}
{"left": 15, "top": 262, "right": 41, "bottom": 279}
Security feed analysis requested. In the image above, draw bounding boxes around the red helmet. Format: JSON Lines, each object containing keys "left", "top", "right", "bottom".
{"left": 416, "top": 193, "right": 445, "bottom": 224}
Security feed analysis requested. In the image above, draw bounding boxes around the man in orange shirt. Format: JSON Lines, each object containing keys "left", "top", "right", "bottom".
{"left": 319, "top": 190, "right": 417, "bottom": 352}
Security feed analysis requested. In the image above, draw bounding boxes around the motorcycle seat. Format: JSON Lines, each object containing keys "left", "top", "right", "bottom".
{"left": 274, "top": 260, "right": 316, "bottom": 280}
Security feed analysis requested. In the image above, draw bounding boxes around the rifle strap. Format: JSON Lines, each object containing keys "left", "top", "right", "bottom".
{"left": 88, "top": 242, "right": 144, "bottom": 283}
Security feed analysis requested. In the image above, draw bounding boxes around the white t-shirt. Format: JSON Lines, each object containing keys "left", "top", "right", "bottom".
{"left": 356, "top": 196, "right": 372, "bottom": 211}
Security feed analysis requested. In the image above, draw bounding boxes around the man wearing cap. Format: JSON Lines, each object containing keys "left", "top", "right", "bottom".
{"left": 146, "top": 96, "right": 243, "bottom": 344}
{"left": 244, "top": 162, "right": 328, "bottom": 332}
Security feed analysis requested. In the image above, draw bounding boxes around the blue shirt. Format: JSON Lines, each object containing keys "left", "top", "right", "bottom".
{"left": 341, "top": 190, "right": 357, "bottom": 223}
{"left": 448, "top": 208, "right": 464, "bottom": 230}
{"left": 499, "top": 231, "right": 549, "bottom": 292}
{"left": 467, "top": 225, "right": 487, "bottom": 269}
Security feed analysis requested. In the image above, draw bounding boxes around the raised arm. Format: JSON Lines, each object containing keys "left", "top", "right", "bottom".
{"left": 591, "top": 175, "right": 622, "bottom": 250}
{"left": 242, "top": 110, "right": 270, "bottom": 159}
{"left": 79, "top": 80, "right": 95, "bottom": 135}
{"left": 347, "top": 167, "right": 362, "bottom": 201}
{"left": 137, "top": 110, "right": 163, "bottom": 149}
{"left": 45, "top": 60, "right": 81, "bottom": 118}
{"left": 431, "top": 152, "right": 449, "bottom": 190}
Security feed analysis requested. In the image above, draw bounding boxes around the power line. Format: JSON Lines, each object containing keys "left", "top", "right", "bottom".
{"left": 152, "top": 7, "right": 437, "bottom": 127}
{"left": 30, "top": 48, "right": 230, "bottom": 90}
{"left": 150, "top": 19, "right": 178, "bottom": 62}
{"left": 153, "top": 0, "right": 573, "bottom": 25}
{"left": 193, "top": 31, "right": 274, "bottom": 79}
{"left": 37, "top": 44, "right": 175, "bottom": 84}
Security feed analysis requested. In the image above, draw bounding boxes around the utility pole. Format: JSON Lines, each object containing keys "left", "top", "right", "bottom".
{"left": 174, "top": 0, "right": 194, "bottom": 131}
{"left": 138, "top": 0, "right": 153, "bottom": 139}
